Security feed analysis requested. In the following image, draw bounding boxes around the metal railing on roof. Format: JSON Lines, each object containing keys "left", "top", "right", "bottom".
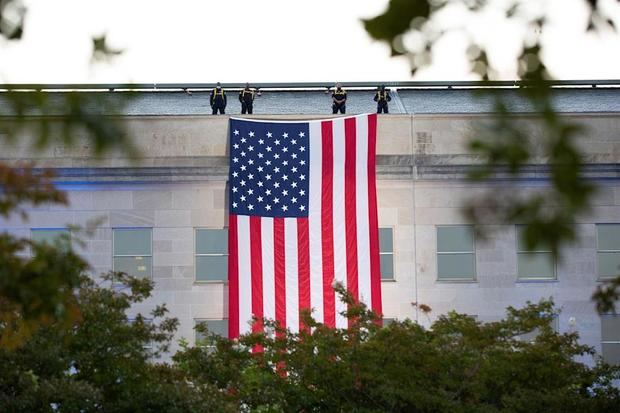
{"left": 0, "top": 79, "right": 619, "bottom": 92}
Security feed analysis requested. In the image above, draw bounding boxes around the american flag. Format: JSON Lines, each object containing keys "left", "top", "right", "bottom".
{"left": 228, "top": 114, "right": 382, "bottom": 338}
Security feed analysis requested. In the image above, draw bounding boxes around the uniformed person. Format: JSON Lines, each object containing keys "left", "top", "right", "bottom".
{"left": 332, "top": 83, "right": 347, "bottom": 114}
{"left": 239, "top": 83, "right": 255, "bottom": 114}
{"left": 374, "top": 84, "right": 392, "bottom": 114}
{"left": 210, "top": 82, "right": 227, "bottom": 115}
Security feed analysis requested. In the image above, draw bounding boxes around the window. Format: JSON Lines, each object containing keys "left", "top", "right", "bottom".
{"left": 436, "top": 226, "right": 476, "bottom": 280}
{"left": 113, "top": 228, "right": 152, "bottom": 279}
{"left": 601, "top": 315, "right": 620, "bottom": 365}
{"left": 516, "top": 226, "right": 556, "bottom": 280}
{"left": 195, "top": 228, "right": 228, "bottom": 282}
{"left": 128, "top": 317, "right": 153, "bottom": 351}
{"left": 31, "top": 228, "right": 71, "bottom": 251}
{"left": 597, "top": 224, "right": 620, "bottom": 280}
{"left": 379, "top": 227, "right": 394, "bottom": 280}
{"left": 382, "top": 318, "right": 396, "bottom": 327}
{"left": 194, "top": 319, "right": 228, "bottom": 346}
{"left": 518, "top": 315, "right": 559, "bottom": 342}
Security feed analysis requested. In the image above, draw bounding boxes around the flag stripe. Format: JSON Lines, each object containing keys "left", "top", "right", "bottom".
{"left": 297, "top": 218, "right": 310, "bottom": 331}
{"left": 320, "top": 120, "right": 336, "bottom": 328}
{"left": 355, "top": 116, "right": 372, "bottom": 306}
{"left": 344, "top": 117, "right": 359, "bottom": 316}
{"left": 261, "top": 217, "right": 275, "bottom": 323}
{"left": 250, "top": 216, "right": 264, "bottom": 333}
{"left": 237, "top": 215, "right": 252, "bottom": 336}
{"left": 308, "top": 121, "right": 324, "bottom": 324}
{"left": 332, "top": 119, "right": 348, "bottom": 328}
{"left": 285, "top": 218, "right": 299, "bottom": 333}
{"left": 228, "top": 214, "right": 240, "bottom": 339}
{"left": 274, "top": 217, "right": 286, "bottom": 329}
{"left": 367, "top": 114, "right": 382, "bottom": 315}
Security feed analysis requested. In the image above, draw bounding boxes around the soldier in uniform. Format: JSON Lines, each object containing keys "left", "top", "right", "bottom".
{"left": 374, "top": 84, "right": 392, "bottom": 114}
{"left": 332, "top": 83, "right": 347, "bottom": 114}
{"left": 210, "top": 82, "right": 227, "bottom": 115}
{"left": 239, "top": 83, "right": 255, "bottom": 114}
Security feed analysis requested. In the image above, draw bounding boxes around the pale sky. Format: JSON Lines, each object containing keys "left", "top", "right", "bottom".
{"left": 0, "top": 0, "right": 619, "bottom": 84}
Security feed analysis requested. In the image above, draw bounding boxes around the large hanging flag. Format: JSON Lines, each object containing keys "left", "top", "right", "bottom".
{"left": 228, "top": 114, "right": 382, "bottom": 338}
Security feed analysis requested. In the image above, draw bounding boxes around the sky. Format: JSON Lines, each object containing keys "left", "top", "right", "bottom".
{"left": 0, "top": 0, "right": 619, "bottom": 84}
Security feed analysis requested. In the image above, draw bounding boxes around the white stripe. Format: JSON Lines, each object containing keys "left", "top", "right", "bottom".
{"left": 308, "top": 121, "right": 324, "bottom": 323}
{"left": 237, "top": 215, "right": 252, "bottom": 336}
{"left": 261, "top": 217, "right": 275, "bottom": 325}
{"left": 332, "top": 118, "right": 348, "bottom": 328}
{"left": 284, "top": 218, "right": 299, "bottom": 333}
{"left": 355, "top": 115, "right": 372, "bottom": 307}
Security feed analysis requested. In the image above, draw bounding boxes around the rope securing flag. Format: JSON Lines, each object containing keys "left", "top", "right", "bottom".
{"left": 228, "top": 114, "right": 382, "bottom": 338}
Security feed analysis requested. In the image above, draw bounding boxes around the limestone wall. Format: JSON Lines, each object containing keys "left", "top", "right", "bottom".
{"left": 1, "top": 113, "right": 619, "bottom": 359}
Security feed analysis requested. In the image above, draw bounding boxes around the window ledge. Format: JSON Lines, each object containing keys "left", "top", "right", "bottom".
{"left": 381, "top": 278, "right": 397, "bottom": 283}
{"left": 194, "top": 280, "right": 229, "bottom": 285}
{"left": 435, "top": 279, "right": 477, "bottom": 284}
{"left": 597, "top": 277, "right": 620, "bottom": 283}
{"left": 516, "top": 278, "right": 558, "bottom": 284}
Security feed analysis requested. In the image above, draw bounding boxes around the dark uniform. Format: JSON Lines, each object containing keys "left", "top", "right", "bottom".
{"left": 210, "top": 85, "right": 227, "bottom": 115}
{"left": 374, "top": 87, "right": 392, "bottom": 114}
{"left": 332, "top": 87, "right": 347, "bottom": 114}
{"left": 239, "top": 87, "right": 255, "bottom": 114}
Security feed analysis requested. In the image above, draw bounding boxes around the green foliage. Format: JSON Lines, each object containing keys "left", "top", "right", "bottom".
{"left": 364, "top": 0, "right": 620, "bottom": 309}
{"left": 92, "top": 35, "right": 123, "bottom": 63}
{"left": 0, "top": 231, "right": 85, "bottom": 348}
{"left": 2, "top": 90, "right": 138, "bottom": 158}
{"left": 593, "top": 276, "right": 620, "bottom": 314}
{"left": 0, "top": 0, "right": 26, "bottom": 40}
{"left": 0, "top": 273, "right": 233, "bottom": 412}
{"left": 175, "top": 289, "right": 620, "bottom": 413}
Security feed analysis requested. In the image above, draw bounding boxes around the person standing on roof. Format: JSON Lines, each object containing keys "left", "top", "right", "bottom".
{"left": 374, "top": 84, "right": 392, "bottom": 114}
{"left": 332, "top": 83, "right": 347, "bottom": 114}
{"left": 239, "top": 83, "right": 256, "bottom": 114}
{"left": 210, "top": 82, "right": 227, "bottom": 115}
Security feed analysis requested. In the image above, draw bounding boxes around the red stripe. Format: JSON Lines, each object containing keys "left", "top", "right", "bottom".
{"left": 344, "top": 117, "right": 359, "bottom": 327}
{"left": 367, "top": 114, "right": 383, "bottom": 317}
{"left": 228, "top": 214, "right": 239, "bottom": 339}
{"left": 297, "top": 218, "right": 310, "bottom": 332}
{"left": 274, "top": 217, "right": 286, "bottom": 330}
{"left": 250, "top": 216, "right": 263, "bottom": 334}
{"left": 321, "top": 120, "right": 336, "bottom": 328}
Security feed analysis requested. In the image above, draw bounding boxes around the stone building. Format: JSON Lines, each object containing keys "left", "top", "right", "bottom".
{"left": 1, "top": 83, "right": 619, "bottom": 362}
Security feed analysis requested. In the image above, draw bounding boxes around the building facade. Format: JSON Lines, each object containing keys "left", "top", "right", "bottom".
{"left": 1, "top": 85, "right": 619, "bottom": 362}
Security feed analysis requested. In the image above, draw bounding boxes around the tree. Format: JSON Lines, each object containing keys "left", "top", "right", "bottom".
{"left": 175, "top": 288, "right": 620, "bottom": 412}
{"left": 0, "top": 272, "right": 236, "bottom": 412}
{"left": 363, "top": 0, "right": 620, "bottom": 311}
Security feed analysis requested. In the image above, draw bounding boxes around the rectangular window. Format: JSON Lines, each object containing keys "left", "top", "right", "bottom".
{"left": 518, "top": 315, "right": 559, "bottom": 342}
{"left": 516, "top": 226, "right": 556, "bottom": 280}
{"left": 597, "top": 224, "right": 620, "bottom": 280}
{"left": 601, "top": 315, "right": 620, "bottom": 365}
{"left": 436, "top": 226, "right": 476, "bottom": 280}
{"left": 194, "top": 319, "right": 228, "bottom": 346}
{"left": 113, "top": 228, "right": 152, "bottom": 279}
{"left": 31, "top": 228, "right": 71, "bottom": 251}
{"left": 195, "top": 228, "right": 228, "bottom": 282}
{"left": 382, "top": 318, "right": 396, "bottom": 327}
{"left": 128, "top": 317, "right": 153, "bottom": 351}
{"left": 379, "top": 227, "right": 394, "bottom": 280}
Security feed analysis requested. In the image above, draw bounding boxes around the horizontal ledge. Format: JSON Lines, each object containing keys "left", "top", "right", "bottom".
{"left": 5, "top": 161, "right": 620, "bottom": 184}
{"left": 1, "top": 79, "right": 619, "bottom": 91}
